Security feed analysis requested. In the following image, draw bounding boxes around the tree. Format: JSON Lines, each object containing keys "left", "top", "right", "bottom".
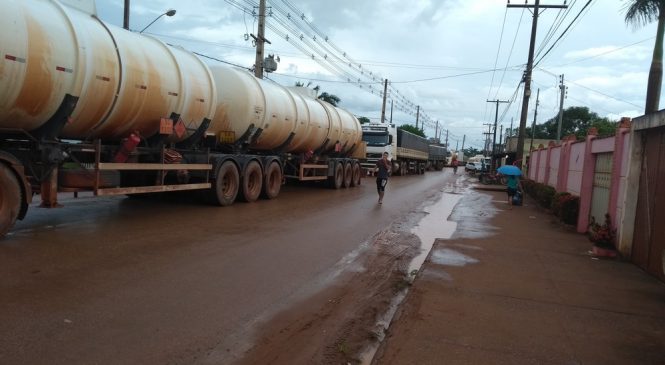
{"left": 358, "top": 116, "right": 371, "bottom": 124}
{"left": 462, "top": 147, "right": 482, "bottom": 156}
{"left": 398, "top": 124, "right": 426, "bottom": 138}
{"left": 624, "top": 0, "right": 665, "bottom": 113}
{"left": 525, "top": 106, "right": 617, "bottom": 139}
{"left": 317, "top": 92, "right": 341, "bottom": 106}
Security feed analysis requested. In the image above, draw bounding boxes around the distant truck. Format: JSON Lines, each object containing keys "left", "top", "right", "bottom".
{"left": 360, "top": 123, "right": 445, "bottom": 175}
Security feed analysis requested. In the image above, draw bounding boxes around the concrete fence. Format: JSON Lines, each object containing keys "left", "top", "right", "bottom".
{"left": 527, "top": 119, "right": 632, "bottom": 235}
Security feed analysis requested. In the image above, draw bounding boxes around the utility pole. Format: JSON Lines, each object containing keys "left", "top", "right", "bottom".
{"left": 499, "top": 125, "right": 504, "bottom": 153}
{"left": 509, "top": 117, "right": 513, "bottom": 137}
{"left": 487, "top": 99, "right": 509, "bottom": 170}
{"left": 253, "top": 0, "right": 267, "bottom": 78}
{"left": 445, "top": 129, "right": 449, "bottom": 149}
{"left": 415, "top": 105, "right": 420, "bottom": 129}
{"left": 435, "top": 121, "right": 439, "bottom": 142}
{"left": 483, "top": 123, "right": 493, "bottom": 155}
{"left": 557, "top": 74, "right": 566, "bottom": 141}
{"left": 390, "top": 99, "right": 394, "bottom": 124}
{"left": 380, "top": 79, "right": 388, "bottom": 124}
{"left": 456, "top": 140, "right": 459, "bottom": 151}
{"left": 123, "top": 0, "right": 130, "bottom": 29}
{"left": 508, "top": 0, "right": 567, "bottom": 167}
{"left": 461, "top": 134, "right": 466, "bottom": 152}
{"left": 529, "top": 88, "right": 540, "bottom": 153}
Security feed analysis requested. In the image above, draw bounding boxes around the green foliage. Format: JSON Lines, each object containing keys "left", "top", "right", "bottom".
{"left": 551, "top": 192, "right": 580, "bottom": 225}
{"left": 318, "top": 92, "right": 341, "bottom": 106}
{"left": 521, "top": 179, "right": 556, "bottom": 209}
{"left": 462, "top": 147, "right": 482, "bottom": 156}
{"left": 398, "top": 124, "right": 426, "bottom": 138}
{"left": 588, "top": 214, "right": 616, "bottom": 249}
{"left": 525, "top": 106, "right": 618, "bottom": 139}
{"left": 358, "top": 116, "right": 371, "bottom": 124}
{"left": 523, "top": 180, "right": 580, "bottom": 225}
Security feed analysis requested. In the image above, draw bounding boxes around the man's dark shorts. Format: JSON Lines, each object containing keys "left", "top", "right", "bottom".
{"left": 507, "top": 187, "right": 517, "bottom": 196}
{"left": 376, "top": 178, "right": 388, "bottom": 192}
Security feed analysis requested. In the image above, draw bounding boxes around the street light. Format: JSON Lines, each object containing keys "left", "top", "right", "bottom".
{"left": 139, "top": 9, "right": 176, "bottom": 33}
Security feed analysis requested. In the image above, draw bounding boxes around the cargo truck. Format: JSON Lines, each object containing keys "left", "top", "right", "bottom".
{"left": 360, "top": 123, "right": 444, "bottom": 175}
{"left": 0, "top": 0, "right": 365, "bottom": 238}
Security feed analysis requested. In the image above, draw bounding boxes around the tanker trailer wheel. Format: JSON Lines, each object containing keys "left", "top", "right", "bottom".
{"left": 0, "top": 164, "right": 22, "bottom": 237}
{"left": 208, "top": 161, "right": 239, "bottom": 206}
{"left": 351, "top": 162, "right": 361, "bottom": 187}
{"left": 329, "top": 162, "right": 344, "bottom": 189}
{"left": 241, "top": 160, "right": 263, "bottom": 202}
{"left": 261, "top": 161, "right": 282, "bottom": 200}
{"left": 343, "top": 162, "right": 352, "bottom": 188}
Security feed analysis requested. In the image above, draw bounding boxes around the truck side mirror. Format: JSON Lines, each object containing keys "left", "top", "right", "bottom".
{"left": 388, "top": 135, "right": 393, "bottom": 144}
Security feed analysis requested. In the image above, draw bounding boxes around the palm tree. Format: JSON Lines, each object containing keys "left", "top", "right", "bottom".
{"left": 624, "top": 0, "right": 665, "bottom": 113}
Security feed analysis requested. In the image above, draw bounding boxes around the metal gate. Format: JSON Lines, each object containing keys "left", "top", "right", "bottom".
{"left": 633, "top": 127, "right": 665, "bottom": 282}
{"left": 589, "top": 153, "right": 613, "bottom": 224}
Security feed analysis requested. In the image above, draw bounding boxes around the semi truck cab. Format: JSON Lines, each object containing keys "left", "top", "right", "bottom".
{"left": 361, "top": 123, "right": 397, "bottom": 172}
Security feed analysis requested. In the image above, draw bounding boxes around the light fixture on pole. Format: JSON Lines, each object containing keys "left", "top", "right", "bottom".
{"left": 139, "top": 9, "right": 176, "bottom": 33}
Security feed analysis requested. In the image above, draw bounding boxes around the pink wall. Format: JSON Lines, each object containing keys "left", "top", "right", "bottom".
{"left": 548, "top": 147, "right": 560, "bottom": 187}
{"left": 591, "top": 137, "right": 614, "bottom": 153}
{"left": 567, "top": 142, "right": 585, "bottom": 196}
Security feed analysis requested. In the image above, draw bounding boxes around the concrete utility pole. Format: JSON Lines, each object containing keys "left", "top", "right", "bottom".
{"left": 435, "top": 121, "right": 439, "bottom": 141}
{"left": 415, "top": 105, "right": 420, "bottom": 129}
{"left": 253, "top": 0, "right": 267, "bottom": 78}
{"left": 445, "top": 129, "right": 449, "bottom": 148}
{"left": 487, "top": 99, "right": 509, "bottom": 170}
{"left": 508, "top": 0, "right": 567, "bottom": 167}
{"left": 529, "top": 88, "right": 540, "bottom": 153}
{"left": 499, "top": 125, "right": 504, "bottom": 152}
{"left": 557, "top": 74, "right": 566, "bottom": 141}
{"left": 483, "top": 123, "right": 493, "bottom": 155}
{"left": 380, "top": 79, "right": 388, "bottom": 124}
{"left": 509, "top": 117, "right": 513, "bottom": 137}
{"left": 390, "top": 100, "right": 394, "bottom": 124}
{"left": 123, "top": 0, "right": 130, "bottom": 29}
{"left": 461, "top": 134, "right": 466, "bottom": 152}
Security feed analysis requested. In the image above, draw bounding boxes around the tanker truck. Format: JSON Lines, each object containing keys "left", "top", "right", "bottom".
{"left": 0, "top": 0, "right": 365, "bottom": 237}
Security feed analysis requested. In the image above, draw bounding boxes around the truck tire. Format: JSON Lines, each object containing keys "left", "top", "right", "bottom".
{"left": 262, "top": 161, "right": 282, "bottom": 200}
{"left": 351, "top": 162, "right": 361, "bottom": 187}
{"left": 343, "top": 162, "right": 352, "bottom": 188}
{"left": 241, "top": 160, "right": 263, "bottom": 202}
{"left": 329, "top": 162, "right": 343, "bottom": 189}
{"left": 0, "top": 164, "right": 21, "bottom": 238}
{"left": 208, "top": 161, "right": 239, "bottom": 206}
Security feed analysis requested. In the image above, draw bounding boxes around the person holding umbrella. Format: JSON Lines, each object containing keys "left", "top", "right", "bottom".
{"left": 497, "top": 165, "right": 523, "bottom": 206}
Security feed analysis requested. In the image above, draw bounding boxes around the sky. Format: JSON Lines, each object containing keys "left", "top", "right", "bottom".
{"left": 90, "top": 0, "right": 657, "bottom": 150}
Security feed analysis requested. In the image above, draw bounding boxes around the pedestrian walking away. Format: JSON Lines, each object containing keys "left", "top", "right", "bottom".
{"left": 375, "top": 152, "right": 391, "bottom": 205}
{"left": 451, "top": 155, "right": 459, "bottom": 174}
{"left": 506, "top": 174, "right": 522, "bottom": 206}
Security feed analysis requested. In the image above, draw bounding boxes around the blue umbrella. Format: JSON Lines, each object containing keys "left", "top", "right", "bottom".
{"left": 497, "top": 165, "right": 522, "bottom": 176}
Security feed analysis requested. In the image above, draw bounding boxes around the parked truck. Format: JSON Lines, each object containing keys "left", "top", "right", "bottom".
{"left": 0, "top": 0, "right": 365, "bottom": 237}
{"left": 360, "top": 123, "right": 445, "bottom": 175}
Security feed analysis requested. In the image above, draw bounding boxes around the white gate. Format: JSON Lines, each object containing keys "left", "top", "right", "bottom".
{"left": 590, "top": 153, "right": 613, "bottom": 224}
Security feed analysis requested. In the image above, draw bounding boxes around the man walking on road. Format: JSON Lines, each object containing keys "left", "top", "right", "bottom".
{"left": 375, "top": 152, "right": 391, "bottom": 205}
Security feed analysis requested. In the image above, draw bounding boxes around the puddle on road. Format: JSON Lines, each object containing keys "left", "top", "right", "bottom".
{"left": 430, "top": 248, "right": 479, "bottom": 267}
{"left": 407, "top": 193, "right": 462, "bottom": 275}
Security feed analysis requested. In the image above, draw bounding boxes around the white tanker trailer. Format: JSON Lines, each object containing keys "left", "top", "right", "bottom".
{"left": 0, "top": 0, "right": 365, "bottom": 237}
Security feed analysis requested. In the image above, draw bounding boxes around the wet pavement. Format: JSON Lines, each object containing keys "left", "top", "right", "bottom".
{"left": 374, "top": 186, "right": 665, "bottom": 365}
{"left": 0, "top": 170, "right": 458, "bottom": 364}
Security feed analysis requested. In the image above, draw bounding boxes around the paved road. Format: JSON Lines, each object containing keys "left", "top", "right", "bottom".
{"left": 0, "top": 170, "right": 456, "bottom": 364}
